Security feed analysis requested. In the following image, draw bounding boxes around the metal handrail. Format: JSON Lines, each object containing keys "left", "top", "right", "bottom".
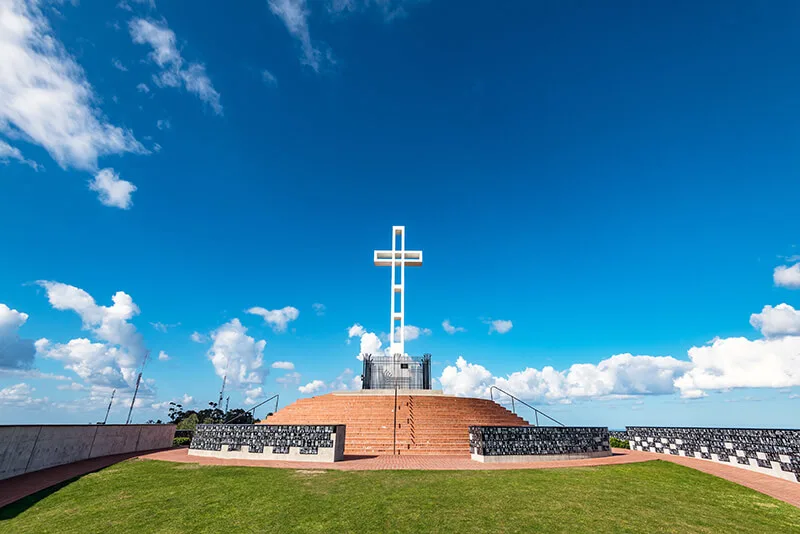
{"left": 223, "top": 394, "right": 279, "bottom": 424}
{"left": 489, "top": 386, "right": 564, "bottom": 427}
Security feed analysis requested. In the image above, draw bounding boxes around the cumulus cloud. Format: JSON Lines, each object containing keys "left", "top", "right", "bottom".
{"left": 271, "top": 361, "right": 294, "bottom": 370}
{"left": 394, "top": 324, "right": 431, "bottom": 342}
{"left": 157, "top": 350, "right": 169, "bottom": 361}
{"left": 156, "top": 118, "right": 170, "bottom": 130}
{"left": 774, "top": 264, "right": 800, "bottom": 289}
{"left": 276, "top": 371, "right": 301, "bottom": 386}
{"left": 246, "top": 306, "right": 299, "bottom": 332}
{"left": 136, "top": 82, "right": 150, "bottom": 93}
{"left": 268, "top": 0, "right": 324, "bottom": 71}
{"left": 129, "top": 17, "right": 222, "bottom": 114}
{"left": 150, "top": 321, "right": 179, "bottom": 332}
{"left": 35, "top": 282, "right": 147, "bottom": 388}
{"left": 0, "top": 382, "right": 48, "bottom": 409}
{"left": 347, "top": 323, "right": 366, "bottom": 338}
{"left": 0, "top": 0, "right": 146, "bottom": 170}
{"left": 244, "top": 386, "right": 263, "bottom": 405}
{"left": 312, "top": 302, "right": 325, "bottom": 316}
{"left": 749, "top": 304, "right": 800, "bottom": 337}
{"left": 441, "top": 353, "right": 691, "bottom": 402}
{"left": 111, "top": 58, "right": 127, "bottom": 71}
{"left": 298, "top": 379, "right": 325, "bottom": 394}
{"left": 487, "top": 319, "right": 513, "bottom": 334}
{"left": 207, "top": 319, "right": 267, "bottom": 388}
{"left": 89, "top": 168, "right": 137, "bottom": 209}
{"left": 329, "top": 368, "right": 361, "bottom": 391}
{"left": 675, "top": 336, "right": 800, "bottom": 397}
{"left": 0, "top": 139, "right": 40, "bottom": 170}
{"left": 0, "top": 303, "right": 36, "bottom": 370}
{"left": 442, "top": 320, "right": 466, "bottom": 335}
{"left": 190, "top": 331, "right": 208, "bottom": 343}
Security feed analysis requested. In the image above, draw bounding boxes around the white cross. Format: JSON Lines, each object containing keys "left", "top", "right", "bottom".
{"left": 374, "top": 226, "right": 423, "bottom": 356}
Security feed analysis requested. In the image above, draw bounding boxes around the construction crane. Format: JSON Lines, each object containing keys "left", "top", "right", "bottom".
{"left": 126, "top": 351, "right": 150, "bottom": 425}
{"left": 102, "top": 389, "right": 115, "bottom": 424}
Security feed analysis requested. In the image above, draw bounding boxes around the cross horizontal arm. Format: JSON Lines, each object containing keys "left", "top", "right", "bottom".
{"left": 374, "top": 250, "right": 423, "bottom": 267}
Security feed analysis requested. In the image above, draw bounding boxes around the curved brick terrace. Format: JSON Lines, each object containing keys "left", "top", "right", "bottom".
{"left": 2, "top": 448, "right": 798, "bottom": 510}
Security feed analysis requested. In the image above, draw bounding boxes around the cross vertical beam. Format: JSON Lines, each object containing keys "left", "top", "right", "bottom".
{"left": 374, "top": 226, "right": 423, "bottom": 356}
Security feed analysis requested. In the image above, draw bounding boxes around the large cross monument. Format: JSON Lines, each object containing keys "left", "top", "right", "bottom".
{"left": 363, "top": 225, "right": 430, "bottom": 389}
{"left": 374, "top": 225, "right": 423, "bottom": 356}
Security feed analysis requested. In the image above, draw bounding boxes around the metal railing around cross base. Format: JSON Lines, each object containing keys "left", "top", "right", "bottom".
{"left": 223, "top": 394, "right": 280, "bottom": 424}
{"left": 489, "top": 386, "right": 565, "bottom": 427}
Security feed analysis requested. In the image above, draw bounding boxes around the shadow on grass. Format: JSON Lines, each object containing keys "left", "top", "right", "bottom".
{"left": 0, "top": 474, "right": 86, "bottom": 521}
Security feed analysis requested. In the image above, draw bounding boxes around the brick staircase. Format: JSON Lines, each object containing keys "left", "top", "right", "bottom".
{"left": 262, "top": 393, "right": 529, "bottom": 456}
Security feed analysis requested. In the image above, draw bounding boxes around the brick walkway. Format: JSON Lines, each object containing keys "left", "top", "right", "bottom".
{"left": 2, "top": 448, "right": 798, "bottom": 509}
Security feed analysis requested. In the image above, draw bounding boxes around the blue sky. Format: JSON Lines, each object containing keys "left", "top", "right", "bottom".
{"left": 1, "top": 0, "right": 799, "bottom": 428}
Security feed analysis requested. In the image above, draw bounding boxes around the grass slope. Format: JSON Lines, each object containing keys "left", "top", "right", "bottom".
{"left": 1, "top": 459, "right": 798, "bottom": 533}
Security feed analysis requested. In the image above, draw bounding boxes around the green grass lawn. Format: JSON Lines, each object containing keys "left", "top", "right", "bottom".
{"left": 1, "top": 459, "right": 798, "bottom": 533}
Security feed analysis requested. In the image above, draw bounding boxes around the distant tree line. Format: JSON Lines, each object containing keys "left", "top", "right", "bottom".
{"left": 162, "top": 401, "right": 263, "bottom": 430}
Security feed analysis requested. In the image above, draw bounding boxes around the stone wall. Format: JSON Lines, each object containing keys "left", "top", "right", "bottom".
{"left": 626, "top": 426, "right": 800, "bottom": 483}
{"left": 469, "top": 426, "right": 611, "bottom": 463}
{"left": 189, "top": 424, "right": 346, "bottom": 463}
{"left": 0, "top": 424, "right": 175, "bottom": 481}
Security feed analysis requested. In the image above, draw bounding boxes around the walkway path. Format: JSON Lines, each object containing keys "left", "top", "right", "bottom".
{"left": 2, "top": 448, "right": 798, "bottom": 509}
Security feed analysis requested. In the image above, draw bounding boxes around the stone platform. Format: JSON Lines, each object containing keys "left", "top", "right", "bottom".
{"left": 262, "top": 392, "right": 528, "bottom": 456}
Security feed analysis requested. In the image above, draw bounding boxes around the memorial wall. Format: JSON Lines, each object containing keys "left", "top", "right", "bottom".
{"left": 469, "top": 426, "right": 611, "bottom": 463}
{"left": 189, "top": 424, "right": 346, "bottom": 463}
{"left": 626, "top": 426, "right": 800, "bottom": 483}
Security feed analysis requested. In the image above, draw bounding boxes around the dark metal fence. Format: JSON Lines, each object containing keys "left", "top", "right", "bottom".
{"left": 362, "top": 353, "right": 431, "bottom": 390}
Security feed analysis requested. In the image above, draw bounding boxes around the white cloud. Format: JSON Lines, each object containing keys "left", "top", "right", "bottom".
{"left": 674, "top": 336, "right": 800, "bottom": 396}
{"left": 329, "top": 368, "right": 361, "bottom": 391}
{"left": 129, "top": 18, "right": 222, "bottom": 114}
{"left": 271, "top": 361, "right": 294, "bottom": 370}
{"left": 262, "top": 69, "right": 277, "bottom": 86}
{"left": 57, "top": 381, "right": 88, "bottom": 391}
{"left": 0, "top": 382, "right": 48, "bottom": 409}
{"left": 151, "top": 393, "right": 193, "bottom": 412}
{"left": 268, "top": 0, "right": 323, "bottom": 71}
{"left": 156, "top": 118, "right": 170, "bottom": 130}
{"left": 150, "top": 321, "right": 178, "bottom": 332}
{"left": 312, "top": 302, "right": 325, "bottom": 316}
{"left": 442, "top": 320, "right": 466, "bottom": 335}
{"left": 440, "top": 357, "right": 494, "bottom": 397}
{"left": 774, "top": 264, "right": 800, "bottom": 289}
{"left": 244, "top": 386, "right": 264, "bottom": 405}
{"left": 298, "top": 379, "right": 325, "bottom": 394}
{"left": 0, "top": 139, "right": 40, "bottom": 170}
{"left": 246, "top": 306, "right": 299, "bottom": 332}
{"left": 136, "top": 82, "right": 150, "bottom": 93}
{"left": 328, "top": 0, "right": 414, "bottom": 20}
{"left": 36, "top": 281, "right": 146, "bottom": 387}
{"left": 276, "top": 371, "right": 301, "bottom": 386}
{"left": 157, "top": 350, "right": 169, "bottom": 361}
{"left": 749, "top": 304, "right": 800, "bottom": 337}
{"left": 89, "top": 168, "right": 137, "bottom": 209}
{"left": 487, "top": 319, "right": 513, "bottom": 334}
{"left": 347, "top": 323, "right": 366, "bottom": 338}
{"left": 190, "top": 331, "right": 208, "bottom": 343}
{"left": 207, "top": 319, "right": 267, "bottom": 388}
{"left": 0, "top": 303, "right": 35, "bottom": 370}
{"left": 0, "top": 1, "right": 145, "bottom": 170}
{"left": 441, "top": 353, "right": 691, "bottom": 401}
{"left": 395, "top": 324, "right": 431, "bottom": 342}
{"left": 111, "top": 58, "right": 127, "bottom": 71}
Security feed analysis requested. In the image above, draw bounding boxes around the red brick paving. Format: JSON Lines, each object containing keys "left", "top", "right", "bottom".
{"left": 2, "top": 447, "right": 798, "bottom": 510}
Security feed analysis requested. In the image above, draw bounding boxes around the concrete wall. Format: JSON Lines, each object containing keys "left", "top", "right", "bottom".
{"left": 0, "top": 424, "right": 175, "bottom": 481}
{"left": 626, "top": 426, "right": 800, "bottom": 483}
